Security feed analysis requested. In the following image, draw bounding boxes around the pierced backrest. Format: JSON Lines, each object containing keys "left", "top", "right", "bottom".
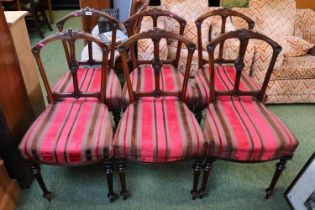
{"left": 118, "top": 28, "right": 196, "bottom": 103}
{"left": 207, "top": 29, "right": 282, "bottom": 103}
{"left": 56, "top": 7, "right": 119, "bottom": 68}
{"left": 32, "top": 29, "right": 109, "bottom": 104}
{"left": 124, "top": 8, "right": 187, "bottom": 69}
{"left": 129, "top": 0, "right": 150, "bottom": 33}
{"left": 195, "top": 8, "right": 255, "bottom": 68}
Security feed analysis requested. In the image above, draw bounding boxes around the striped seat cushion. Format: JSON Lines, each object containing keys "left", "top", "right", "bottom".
{"left": 121, "top": 65, "right": 195, "bottom": 107}
{"left": 19, "top": 101, "right": 113, "bottom": 164}
{"left": 113, "top": 98, "right": 206, "bottom": 163}
{"left": 53, "top": 67, "right": 121, "bottom": 110}
{"left": 191, "top": 64, "right": 261, "bottom": 109}
{"left": 204, "top": 97, "right": 299, "bottom": 161}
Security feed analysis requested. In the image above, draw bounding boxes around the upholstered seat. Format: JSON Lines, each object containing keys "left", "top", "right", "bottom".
{"left": 113, "top": 98, "right": 206, "bottom": 163}
{"left": 121, "top": 65, "right": 195, "bottom": 106}
{"left": 53, "top": 67, "right": 121, "bottom": 110}
{"left": 19, "top": 100, "right": 113, "bottom": 164}
{"left": 204, "top": 97, "right": 299, "bottom": 161}
{"left": 192, "top": 64, "right": 260, "bottom": 109}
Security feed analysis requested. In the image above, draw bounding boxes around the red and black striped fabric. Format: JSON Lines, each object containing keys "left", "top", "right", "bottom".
{"left": 113, "top": 98, "right": 206, "bottom": 163}
{"left": 204, "top": 97, "right": 299, "bottom": 161}
{"left": 19, "top": 101, "right": 113, "bottom": 164}
{"left": 53, "top": 67, "right": 121, "bottom": 110}
{"left": 191, "top": 64, "right": 261, "bottom": 109}
{"left": 121, "top": 65, "right": 195, "bottom": 106}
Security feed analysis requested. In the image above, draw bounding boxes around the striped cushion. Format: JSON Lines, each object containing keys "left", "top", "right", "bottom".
{"left": 19, "top": 101, "right": 113, "bottom": 164}
{"left": 122, "top": 65, "right": 195, "bottom": 106}
{"left": 53, "top": 67, "right": 121, "bottom": 110}
{"left": 113, "top": 98, "right": 206, "bottom": 163}
{"left": 191, "top": 64, "right": 261, "bottom": 109}
{"left": 204, "top": 97, "right": 299, "bottom": 161}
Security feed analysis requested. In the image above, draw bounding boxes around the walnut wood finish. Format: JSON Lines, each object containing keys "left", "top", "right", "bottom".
{"left": 124, "top": 8, "right": 187, "bottom": 69}
{"left": 32, "top": 29, "right": 109, "bottom": 104}
{"left": 206, "top": 29, "right": 282, "bottom": 103}
{"left": 118, "top": 28, "right": 196, "bottom": 103}
{"left": 56, "top": 7, "right": 119, "bottom": 68}
{"left": 195, "top": 8, "right": 255, "bottom": 68}
{"left": 128, "top": 0, "right": 150, "bottom": 34}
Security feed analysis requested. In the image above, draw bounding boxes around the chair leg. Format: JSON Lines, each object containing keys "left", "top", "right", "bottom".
{"left": 191, "top": 158, "right": 203, "bottom": 200}
{"left": 31, "top": 9, "right": 44, "bottom": 39}
{"left": 39, "top": 2, "right": 52, "bottom": 31}
{"left": 30, "top": 162, "right": 52, "bottom": 201}
{"left": 113, "top": 110, "right": 121, "bottom": 128}
{"left": 104, "top": 160, "right": 118, "bottom": 202}
{"left": 265, "top": 158, "right": 287, "bottom": 199}
{"left": 117, "top": 160, "right": 128, "bottom": 200}
{"left": 194, "top": 110, "right": 202, "bottom": 124}
{"left": 199, "top": 157, "right": 215, "bottom": 199}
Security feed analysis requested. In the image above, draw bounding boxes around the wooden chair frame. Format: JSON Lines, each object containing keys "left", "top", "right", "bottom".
{"left": 56, "top": 7, "right": 119, "bottom": 68}
{"left": 116, "top": 28, "right": 199, "bottom": 200}
{"left": 32, "top": 28, "right": 110, "bottom": 104}
{"left": 195, "top": 8, "right": 255, "bottom": 69}
{"left": 128, "top": 0, "right": 150, "bottom": 34}
{"left": 197, "top": 29, "right": 291, "bottom": 200}
{"left": 118, "top": 27, "right": 195, "bottom": 103}
{"left": 29, "top": 29, "right": 118, "bottom": 202}
{"left": 124, "top": 8, "right": 187, "bottom": 70}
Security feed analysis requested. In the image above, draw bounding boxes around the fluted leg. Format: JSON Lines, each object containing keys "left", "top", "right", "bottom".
{"left": 31, "top": 162, "right": 52, "bottom": 201}
{"left": 265, "top": 158, "right": 287, "bottom": 199}
{"left": 199, "top": 157, "right": 215, "bottom": 198}
{"left": 191, "top": 158, "right": 202, "bottom": 200}
{"left": 117, "top": 160, "right": 128, "bottom": 200}
{"left": 104, "top": 160, "right": 118, "bottom": 202}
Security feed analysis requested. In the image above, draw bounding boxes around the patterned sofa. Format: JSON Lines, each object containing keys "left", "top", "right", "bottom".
{"left": 138, "top": 0, "right": 315, "bottom": 103}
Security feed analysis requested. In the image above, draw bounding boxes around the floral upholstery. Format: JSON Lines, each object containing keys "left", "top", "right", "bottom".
{"left": 204, "top": 97, "right": 299, "bottom": 161}
{"left": 19, "top": 101, "right": 113, "bottom": 164}
{"left": 53, "top": 67, "right": 122, "bottom": 110}
{"left": 121, "top": 65, "right": 195, "bottom": 106}
{"left": 113, "top": 98, "right": 206, "bottom": 163}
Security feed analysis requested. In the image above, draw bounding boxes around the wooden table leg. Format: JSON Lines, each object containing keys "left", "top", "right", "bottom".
{"left": 47, "top": 0, "right": 54, "bottom": 23}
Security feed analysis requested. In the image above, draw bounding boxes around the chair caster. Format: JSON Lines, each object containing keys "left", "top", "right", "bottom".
{"left": 43, "top": 191, "right": 52, "bottom": 201}
{"left": 108, "top": 192, "right": 118, "bottom": 202}
{"left": 191, "top": 190, "right": 200, "bottom": 200}
{"left": 265, "top": 188, "right": 272, "bottom": 199}
{"left": 120, "top": 191, "right": 128, "bottom": 200}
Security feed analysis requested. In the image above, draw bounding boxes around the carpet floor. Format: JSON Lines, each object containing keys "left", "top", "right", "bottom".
{"left": 16, "top": 10, "right": 315, "bottom": 210}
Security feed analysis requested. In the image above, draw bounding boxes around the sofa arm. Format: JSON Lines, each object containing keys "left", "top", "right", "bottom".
{"left": 295, "top": 9, "right": 315, "bottom": 45}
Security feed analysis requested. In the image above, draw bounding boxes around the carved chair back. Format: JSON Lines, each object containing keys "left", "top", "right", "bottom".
{"left": 196, "top": 8, "right": 255, "bottom": 68}
{"left": 32, "top": 29, "right": 109, "bottom": 104}
{"left": 129, "top": 0, "right": 150, "bottom": 34}
{"left": 56, "top": 7, "right": 119, "bottom": 68}
{"left": 207, "top": 29, "right": 282, "bottom": 103}
{"left": 124, "top": 8, "right": 187, "bottom": 69}
{"left": 118, "top": 28, "right": 196, "bottom": 103}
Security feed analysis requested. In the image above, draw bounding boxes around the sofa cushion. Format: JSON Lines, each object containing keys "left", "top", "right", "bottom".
{"left": 272, "top": 55, "right": 315, "bottom": 80}
{"left": 295, "top": 9, "right": 315, "bottom": 45}
{"left": 283, "top": 36, "right": 314, "bottom": 57}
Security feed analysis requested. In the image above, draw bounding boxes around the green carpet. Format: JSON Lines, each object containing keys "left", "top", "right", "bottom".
{"left": 17, "top": 10, "right": 315, "bottom": 210}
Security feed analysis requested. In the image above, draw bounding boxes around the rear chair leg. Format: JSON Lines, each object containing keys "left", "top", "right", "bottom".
{"left": 117, "top": 160, "right": 128, "bottom": 200}
{"left": 194, "top": 110, "right": 202, "bottom": 124}
{"left": 113, "top": 110, "right": 121, "bottom": 128}
{"left": 191, "top": 158, "right": 202, "bottom": 200}
{"left": 199, "top": 157, "right": 215, "bottom": 199}
{"left": 265, "top": 158, "right": 288, "bottom": 199}
{"left": 31, "top": 162, "right": 52, "bottom": 201}
{"left": 104, "top": 160, "right": 118, "bottom": 202}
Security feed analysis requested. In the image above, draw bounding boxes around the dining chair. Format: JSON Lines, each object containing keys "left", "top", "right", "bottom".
{"left": 18, "top": 29, "right": 118, "bottom": 202}
{"left": 199, "top": 29, "right": 299, "bottom": 199}
{"left": 121, "top": 8, "right": 195, "bottom": 109}
{"left": 115, "top": 28, "right": 207, "bottom": 200}
{"left": 192, "top": 8, "right": 258, "bottom": 122}
{"left": 56, "top": 8, "right": 122, "bottom": 126}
